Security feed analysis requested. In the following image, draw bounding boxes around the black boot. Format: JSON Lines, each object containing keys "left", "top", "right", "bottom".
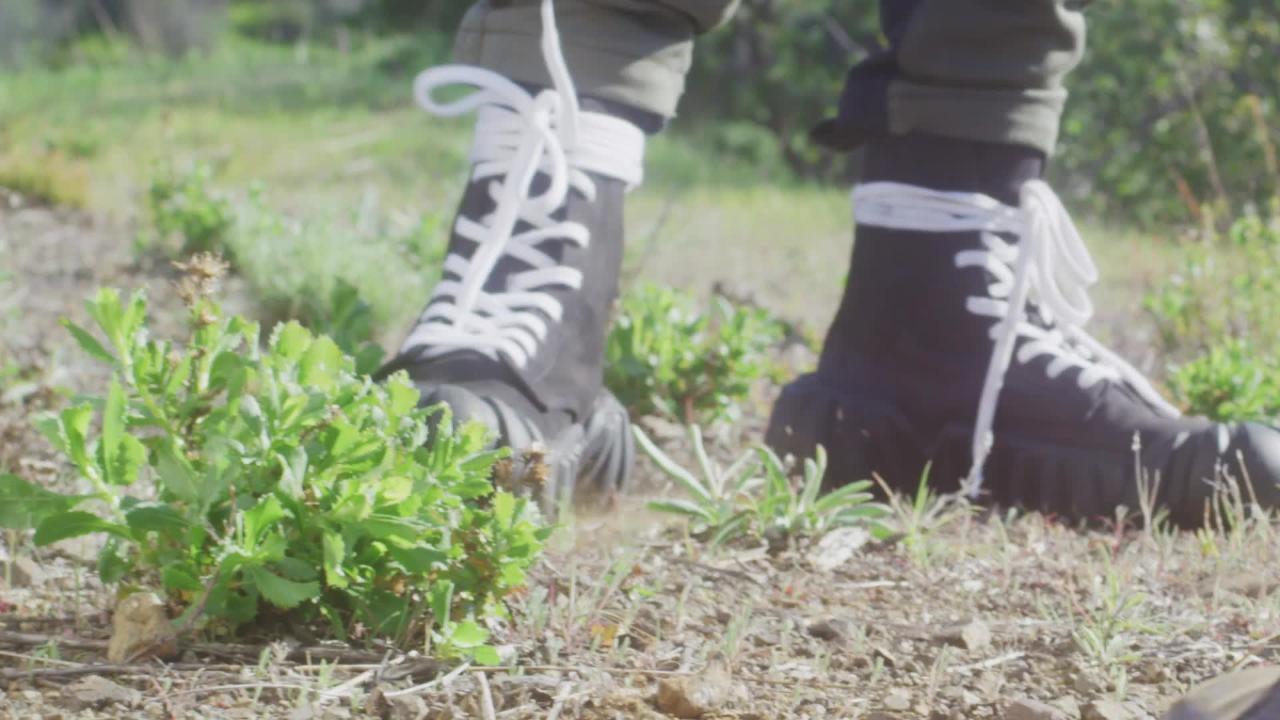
{"left": 767, "top": 133, "right": 1280, "bottom": 526}
{"left": 378, "top": 57, "right": 651, "bottom": 510}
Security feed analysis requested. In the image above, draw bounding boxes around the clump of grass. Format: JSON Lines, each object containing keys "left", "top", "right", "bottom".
{"left": 637, "top": 424, "right": 889, "bottom": 548}
{"left": 0, "top": 148, "right": 89, "bottom": 208}
{"left": 606, "top": 284, "right": 783, "bottom": 425}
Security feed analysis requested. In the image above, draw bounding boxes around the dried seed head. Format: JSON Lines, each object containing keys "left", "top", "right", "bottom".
{"left": 173, "top": 252, "right": 230, "bottom": 307}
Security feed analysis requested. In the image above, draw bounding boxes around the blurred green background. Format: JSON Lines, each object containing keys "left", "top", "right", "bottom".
{"left": 2, "top": 0, "right": 1278, "bottom": 226}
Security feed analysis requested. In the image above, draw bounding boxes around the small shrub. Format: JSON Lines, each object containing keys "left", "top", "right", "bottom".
{"left": 5, "top": 266, "right": 546, "bottom": 657}
{"left": 1145, "top": 209, "right": 1280, "bottom": 422}
{"left": 1169, "top": 340, "right": 1280, "bottom": 422}
{"left": 606, "top": 284, "right": 782, "bottom": 425}
{"left": 147, "top": 162, "right": 236, "bottom": 257}
{"left": 638, "top": 425, "right": 888, "bottom": 547}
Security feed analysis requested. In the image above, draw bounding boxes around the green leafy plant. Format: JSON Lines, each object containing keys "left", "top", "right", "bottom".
{"left": 4, "top": 265, "right": 546, "bottom": 657}
{"left": 637, "top": 425, "right": 888, "bottom": 547}
{"left": 1168, "top": 339, "right": 1280, "bottom": 421}
{"left": 1146, "top": 210, "right": 1280, "bottom": 422}
{"left": 606, "top": 284, "right": 782, "bottom": 425}
{"left": 147, "top": 162, "right": 236, "bottom": 256}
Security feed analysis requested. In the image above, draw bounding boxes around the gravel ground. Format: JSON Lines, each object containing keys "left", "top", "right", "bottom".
{"left": 2, "top": 192, "right": 1278, "bottom": 720}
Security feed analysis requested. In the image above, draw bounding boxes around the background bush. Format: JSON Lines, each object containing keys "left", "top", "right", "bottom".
{"left": 6, "top": 0, "right": 1276, "bottom": 225}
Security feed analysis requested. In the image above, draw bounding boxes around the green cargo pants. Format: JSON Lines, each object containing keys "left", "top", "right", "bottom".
{"left": 453, "top": 0, "right": 1086, "bottom": 155}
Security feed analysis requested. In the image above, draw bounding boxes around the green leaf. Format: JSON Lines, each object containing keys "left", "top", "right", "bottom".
{"left": 276, "top": 447, "right": 308, "bottom": 500}
{"left": 0, "top": 474, "right": 85, "bottom": 529}
{"left": 162, "top": 566, "right": 203, "bottom": 592}
{"left": 299, "top": 336, "right": 344, "bottom": 390}
{"left": 104, "top": 434, "right": 146, "bottom": 487}
{"left": 646, "top": 498, "right": 714, "bottom": 522}
{"left": 492, "top": 491, "right": 516, "bottom": 527}
{"left": 155, "top": 444, "right": 201, "bottom": 505}
{"left": 125, "top": 503, "right": 190, "bottom": 534}
{"left": 632, "top": 427, "right": 711, "bottom": 505}
{"left": 49, "top": 404, "right": 96, "bottom": 478}
{"left": 245, "top": 565, "right": 320, "bottom": 609}
{"left": 390, "top": 546, "right": 448, "bottom": 574}
{"left": 241, "top": 495, "right": 286, "bottom": 549}
{"left": 62, "top": 320, "right": 115, "bottom": 363}
{"left": 430, "top": 580, "right": 454, "bottom": 626}
{"left": 101, "top": 379, "right": 127, "bottom": 473}
{"left": 34, "top": 511, "right": 131, "bottom": 546}
{"left": 323, "top": 531, "right": 347, "bottom": 589}
{"left": 449, "top": 620, "right": 488, "bottom": 648}
{"left": 97, "top": 539, "right": 131, "bottom": 584}
{"left": 471, "top": 645, "right": 502, "bottom": 666}
{"left": 271, "top": 321, "right": 312, "bottom": 362}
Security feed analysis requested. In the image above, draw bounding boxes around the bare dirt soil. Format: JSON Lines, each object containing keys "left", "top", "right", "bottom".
{"left": 1, "top": 193, "right": 1278, "bottom": 720}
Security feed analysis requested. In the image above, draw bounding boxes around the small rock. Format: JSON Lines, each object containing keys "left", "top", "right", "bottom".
{"left": 1072, "top": 674, "right": 1101, "bottom": 695}
{"left": 1084, "top": 699, "right": 1132, "bottom": 720}
{"left": 960, "top": 620, "right": 992, "bottom": 652}
{"left": 806, "top": 617, "right": 849, "bottom": 643}
{"left": 385, "top": 692, "right": 427, "bottom": 720}
{"left": 960, "top": 690, "right": 982, "bottom": 708}
{"left": 6, "top": 555, "right": 44, "bottom": 587}
{"left": 884, "top": 688, "right": 912, "bottom": 711}
{"left": 61, "top": 675, "right": 141, "bottom": 711}
{"left": 1051, "top": 696, "right": 1081, "bottom": 718}
{"left": 20, "top": 689, "right": 43, "bottom": 704}
{"left": 656, "top": 662, "right": 733, "bottom": 719}
{"left": 864, "top": 714, "right": 903, "bottom": 720}
{"left": 808, "top": 526, "right": 871, "bottom": 571}
{"left": 107, "top": 592, "right": 178, "bottom": 663}
{"left": 1005, "top": 698, "right": 1069, "bottom": 720}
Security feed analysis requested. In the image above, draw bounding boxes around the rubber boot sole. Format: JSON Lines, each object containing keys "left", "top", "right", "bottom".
{"left": 766, "top": 372, "right": 1169, "bottom": 522}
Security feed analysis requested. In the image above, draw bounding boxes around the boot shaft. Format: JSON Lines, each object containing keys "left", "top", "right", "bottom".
{"left": 822, "top": 134, "right": 1045, "bottom": 373}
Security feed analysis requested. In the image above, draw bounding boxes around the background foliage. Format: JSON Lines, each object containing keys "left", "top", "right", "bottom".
{"left": 3, "top": 0, "right": 1277, "bottom": 225}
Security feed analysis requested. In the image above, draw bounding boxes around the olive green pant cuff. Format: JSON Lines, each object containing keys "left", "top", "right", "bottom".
{"left": 453, "top": 3, "right": 693, "bottom": 119}
{"left": 889, "top": 81, "right": 1067, "bottom": 156}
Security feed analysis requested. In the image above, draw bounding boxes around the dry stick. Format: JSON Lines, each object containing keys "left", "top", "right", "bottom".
{"left": 476, "top": 669, "right": 498, "bottom": 720}
{"left": 0, "top": 649, "right": 85, "bottom": 667}
{"left": 948, "top": 651, "right": 1026, "bottom": 674}
{"left": 0, "top": 629, "right": 108, "bottom": 651}
{"left": 382, "top": 661, "right": 472, "bottom": 699}
{"left": 1, "top": 663, "right": 245, "bottom": 681}
{"left": 0, "top": 629, "right": 389, "bottom": 665}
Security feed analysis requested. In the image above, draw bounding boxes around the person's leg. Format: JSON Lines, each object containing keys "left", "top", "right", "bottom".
{"left": 453, "top": 1, "right": 740, "bottom": 120}
{"left": 380, "top": 0, "right": 737, "bottom": 509}
{"left": 767, "top": 0, "right": 1280, "bottom": 525}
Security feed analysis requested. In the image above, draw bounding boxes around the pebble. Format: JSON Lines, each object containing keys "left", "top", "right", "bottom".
{"left": 884, "top": 688, "right": 912, "bottom": 711}
{"left": 656, "top": 662, "right": 734, "bottom": 719}
{"left": 1084, "top": 699, "right": 1133, "bottom": 720}
{"left": 1005, "top": 697, "right": 1070, "bottom": 720}
{"left": 61, "top": 675, "right": 141, "bottom": 711}
{"left": 960, "top": 620, "right": 993, "bottom": 652}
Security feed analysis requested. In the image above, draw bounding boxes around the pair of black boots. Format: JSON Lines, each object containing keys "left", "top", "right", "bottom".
{"left": 383, "top": 83, "right": 1280, "bottom": 526}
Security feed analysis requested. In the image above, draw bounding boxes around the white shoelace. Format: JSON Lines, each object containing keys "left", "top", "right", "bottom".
{"left": 852, "top": 180, "right": 1180, "bottom": 497}
{"left": 400, "top": 0, "right": 645, "bottom": 368}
